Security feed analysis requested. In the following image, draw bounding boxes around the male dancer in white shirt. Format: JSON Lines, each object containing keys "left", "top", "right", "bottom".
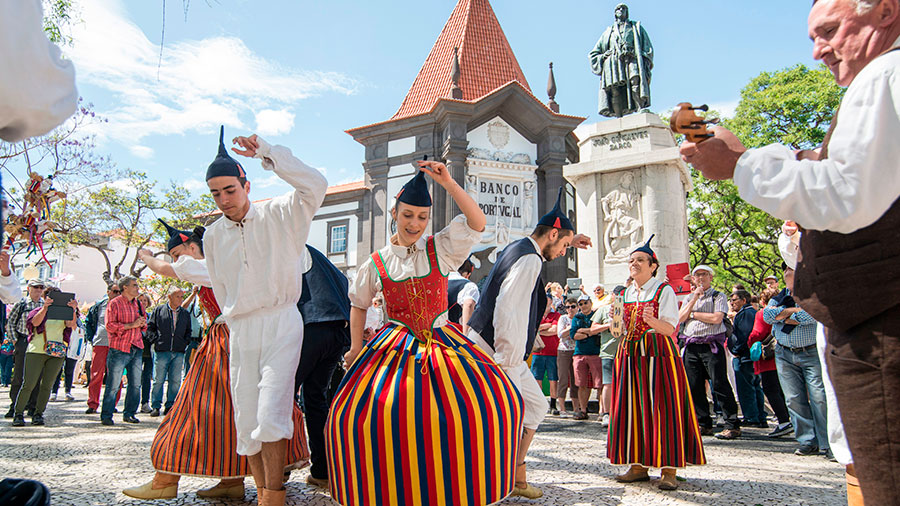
{"left": 203, "top": 127, "right": 326, "bottom": 506}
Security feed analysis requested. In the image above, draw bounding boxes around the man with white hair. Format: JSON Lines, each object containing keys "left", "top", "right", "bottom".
{"left": 678, "top": 265, "right": 742, "bottom": 440}
{"left": 681, "top": 1, "right": 900, "bottom": 501}
{"left": 145, "top": 287, "right": 191, "bottom": 417}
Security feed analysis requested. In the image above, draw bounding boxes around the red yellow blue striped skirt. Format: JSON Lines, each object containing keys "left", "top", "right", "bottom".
{"left": 326, "top": 323, "right": 523, "bottom": 506}
{"left": 150, "top": 322, "right": 310, "bottom": 478}
{"left": 607, "top": 332, "right": 706, "bottom": 468}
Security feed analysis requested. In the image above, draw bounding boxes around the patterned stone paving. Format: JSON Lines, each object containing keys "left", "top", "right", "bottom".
{"left": 0, "top": 385, "right": 845, "bottom": 505}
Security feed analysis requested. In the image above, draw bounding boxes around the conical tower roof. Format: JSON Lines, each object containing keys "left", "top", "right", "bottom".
{"left": 392, "top": 0, "right": 531, "bottom": 120}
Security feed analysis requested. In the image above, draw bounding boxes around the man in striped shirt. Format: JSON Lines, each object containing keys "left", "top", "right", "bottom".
{"left": 678, "top": 265, "right": 742, "bottom": 440}
{"left": 100, "top": 276, "right": 147, "bottom": 426}
{"left": 763, "top": 265, "right": 829, "bottom": 458}
{"left": 4, "top": 279, "right": 44, "bottom": 418}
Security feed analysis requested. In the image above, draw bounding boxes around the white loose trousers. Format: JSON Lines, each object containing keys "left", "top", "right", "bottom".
{"left": 227, "top": 303, "right": 304, "bottom": 456}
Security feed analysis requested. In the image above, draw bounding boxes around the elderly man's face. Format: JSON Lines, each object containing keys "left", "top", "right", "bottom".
{"left": 808, "top": 0, "right": 895, "bottom": 86}
{"left": 765, "top": 278, "right": 779, "bottom": 290}
{"left": 693, "top": 270, "right": 713, "bottom": 289}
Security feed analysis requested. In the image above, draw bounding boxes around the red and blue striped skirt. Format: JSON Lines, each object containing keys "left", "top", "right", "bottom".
{"left": 607, "top": 332, "right": 706, "bottom": 468}
{"left": 150, "top": 322, "right": 309, "bottom": 477}
{"left": 326, "top": 323, "right": 523, "bottom": 506}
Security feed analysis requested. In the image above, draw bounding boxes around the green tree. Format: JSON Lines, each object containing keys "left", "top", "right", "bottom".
{"left": 685, "top": 64, "right": 844, "bottom": 292}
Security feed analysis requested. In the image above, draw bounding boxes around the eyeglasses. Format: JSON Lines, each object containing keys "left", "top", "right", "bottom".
{"left": 30, "top": 285, "right": 44, "bottom": 290}
{"left": 110, "top": 289, "right": 121, "bottom": 294}
{"left": 565, "top": 305, "right": 576, "bottom": 309}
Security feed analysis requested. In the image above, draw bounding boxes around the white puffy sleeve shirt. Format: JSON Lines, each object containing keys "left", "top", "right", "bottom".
{"left": 490, "top": 237, "right": 544, "bottom": 369}
{"left": 0, "top": 0, "right": 77, "bottom": 142}
{"left": 172, "top": 256, "right": 212, "bottom": 287}
{"left": 349, "top": 214, "right": 482, "bottom": 326}
{"left": 204, "top": 138, "right": 328, "bottom": 321}
{"left": 623, "top": 277, "right": 678, "bottom": 330}
{"left": 0, "top": 274, "right": 21, "bottom": 304}
{"left": 733, "top": 40, "right": 900, "bottom": 234}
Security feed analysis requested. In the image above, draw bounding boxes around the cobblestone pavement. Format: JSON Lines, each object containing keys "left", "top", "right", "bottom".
{"left": 0, "top": 385, "right": 845, "bottom": 505}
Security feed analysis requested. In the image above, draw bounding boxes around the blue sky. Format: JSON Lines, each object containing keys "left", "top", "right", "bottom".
{"left": 64, "top": 0, "right": 820, "bottom": 200}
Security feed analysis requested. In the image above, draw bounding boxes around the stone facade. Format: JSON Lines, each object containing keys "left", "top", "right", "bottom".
{"left": 564, "top": 112, "right": 691, "bottom": 288}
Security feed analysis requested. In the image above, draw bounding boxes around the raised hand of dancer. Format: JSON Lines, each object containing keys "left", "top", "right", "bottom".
{"left": 416, "top": 159, "right": 487, "bottom": 233}
{"left": 0, "top": 249, "right": 10, "bottom": 276}
{"left": 570, "top": 234, "right": 593, "bottom": 250}
{"left": 231, "top": 134, "right": 260, "bottom": 158}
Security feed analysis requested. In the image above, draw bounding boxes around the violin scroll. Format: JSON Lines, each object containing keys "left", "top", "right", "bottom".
{"left": 670, "top": 103, "right": 719, "bottom": 143}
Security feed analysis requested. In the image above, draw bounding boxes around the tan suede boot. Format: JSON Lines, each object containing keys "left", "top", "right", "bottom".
{"left": 261, "top": 487, "right": 286, "bottom": 506}
{"left": 509, "top": 463, "right": 543, "bottom": 499}
{"left": 122, "top": 472, "right": 179, "bottom": 499}
{"left": 658, "top": 468, "right": 678, "bottom": 490}
{"left": 846, "top": 464, "right": 865, "bottom": 506}
{"left": 615, "top": 465, "right": 650, "bottom": 483}
{"left": 197, "top": 478, "right": 244, "bottom": 498}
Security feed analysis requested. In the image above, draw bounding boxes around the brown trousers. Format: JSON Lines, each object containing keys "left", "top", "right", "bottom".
{"left": 826, "top": 308, "right": 900, "bottom": 506}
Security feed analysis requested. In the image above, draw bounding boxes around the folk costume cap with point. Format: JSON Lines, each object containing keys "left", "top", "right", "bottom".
{"left": 158, "top": 219, "right": 195, "bottom": 252}
{"left": 632, "top": 234, "right": 657, "bottom": 260}
{"left": 537, "top": 186, "right": 574, "bottom": 231}
{"left": 205, "top": 126, "right": 247, "bottom": 181}
{"left": 396, "top": 156, "right": 432, "bottom": 207}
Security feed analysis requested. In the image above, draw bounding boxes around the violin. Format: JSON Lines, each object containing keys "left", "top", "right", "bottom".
{"left": 669, "top": 103, "right": 719, "bottom": 143}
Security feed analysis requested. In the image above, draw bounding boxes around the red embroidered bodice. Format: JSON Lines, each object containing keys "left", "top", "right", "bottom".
{"left": 372, "top": 236, "right": 447, "bottom": 337}
{"left": 622, "top": 282, "right": 668, "bottom": 342}
{"left": 197, "top": 286, "right": 222, "bottom": 320}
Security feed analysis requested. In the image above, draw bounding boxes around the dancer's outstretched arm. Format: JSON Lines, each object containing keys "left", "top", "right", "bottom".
{"left": 138, "top": 249, "right": 177, "bottom": 279}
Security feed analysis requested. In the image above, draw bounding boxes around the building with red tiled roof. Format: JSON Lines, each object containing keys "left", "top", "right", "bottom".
{"left": 346, "top": 0, "right": 585, "bottom": 282}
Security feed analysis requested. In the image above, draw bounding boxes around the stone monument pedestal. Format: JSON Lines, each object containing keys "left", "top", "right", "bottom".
{"left": 564, "top": 112, "right": 691, "bottom": 288}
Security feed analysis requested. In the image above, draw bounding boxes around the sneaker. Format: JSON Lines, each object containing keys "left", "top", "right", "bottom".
{"left": 140, "top": 403, "right": 151, "bottom": 414}
{"left": 84, "top": 407, "right": 97, "bottom": 414}
{"left": 573, "top": 411, "right": 588, "bottom": 420}
{"left": 65, "top": 393, "right": 75, "bottom": 402}
{"left": 558, "top": 410, "right": 570, "bottom": 418}
{"left": 49, "top": 394, "right": 57, "bottom": 403}
{"left": 123, "top": 415, "right": 140, "bottom": 424}
{"left": 714, "top": 414, "right": 726, "bottom": 428}
{"left": 600, "top": 413, "right": 610, "bottom": 428}
{"left": 768, "top": 422, "right": 793, "bottom": 438}
{"left": 31, "top": 413, "right": 45, "bottom": 426}
{"left": 101, "top": 418, "right": 114, "bottom": 426}
{"left": 150, "top": 408, "right": 160, "bottom": 417}
{"left": 794, "top": 444, "right": 819, "bottom": 456}
{"left": 11, "top": 414, "right": 25, "bottom": 427}
{"left": 714, "top": 428, "right": 741, "bottom": 440}
{"left": 550, "top": 409, "right": 560, "bottom": 416}
{"left": 699, "top": 426, "right": 715, "bottom": 436}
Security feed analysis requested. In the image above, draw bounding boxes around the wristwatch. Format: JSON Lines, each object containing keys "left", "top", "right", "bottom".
{"left": 690, "top": 311, "right": 695, "bottom": 319}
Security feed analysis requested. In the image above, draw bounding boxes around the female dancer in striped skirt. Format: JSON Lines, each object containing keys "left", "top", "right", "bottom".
{"left": 607, "top": 235, "right": 705, "bottom": 491}
{"left": 327, "top": 160, "right": 523, "bottom": 506}
{"left": 122, "top": 221, "right": 309, "bottom": 501}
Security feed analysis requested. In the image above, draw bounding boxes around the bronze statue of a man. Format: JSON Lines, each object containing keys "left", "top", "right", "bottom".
{"left": 589, "top": 3, "right": 653, "bottom": 118}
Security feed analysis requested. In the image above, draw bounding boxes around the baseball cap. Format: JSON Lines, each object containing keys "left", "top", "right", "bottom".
{"left": 691, "top": 265, "right": 714, "bottom": 275}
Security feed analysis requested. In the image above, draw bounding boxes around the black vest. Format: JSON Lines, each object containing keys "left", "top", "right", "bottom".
{"left": 794, "top": 53, "right": 900, "bottom": 332}
{"left": 446, "top": 278, "right": 468, "bottom": 324}
{"left": 468, "top": 238, "right": 546, "bottom": 360}
{"left": 298, "top": 246, "right": 351, "bottom": 325}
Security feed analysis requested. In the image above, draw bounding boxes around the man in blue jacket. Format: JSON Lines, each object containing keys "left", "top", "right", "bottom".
{"left": 728, "top": 289, "right": 766, "bottom": 428}
{"left": 146, "top": 288, "right": 191, "bottom": 417}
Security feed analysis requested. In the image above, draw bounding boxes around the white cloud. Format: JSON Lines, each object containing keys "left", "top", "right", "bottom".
{"left": 253, "top": 174, "right": 289, "bottom": 189}
{"left": 106, "top": 178, "right": 139, "bottom": 194}
{"left": 255, "top": 109, "right": 296, "bottom": 136}
{"left": 182, "top": 178, "right": 207, "bottom": 192}
{"left": 129, "top": 145, "right": 154, "bottom": 159}
{"left": 68, "top": 0, "right": 358, "bottom": 144}
{"left": 707, "top": 100, "right": 739, "bottom": 119}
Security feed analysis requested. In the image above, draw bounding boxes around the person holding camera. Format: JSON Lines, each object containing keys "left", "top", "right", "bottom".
{"left": 10, "top": 286, "right": 78, "bottom": 427}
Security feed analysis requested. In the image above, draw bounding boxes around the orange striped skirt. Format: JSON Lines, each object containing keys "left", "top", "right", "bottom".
{"left": 150, "top": 322, "right": 309, "bottom": 477}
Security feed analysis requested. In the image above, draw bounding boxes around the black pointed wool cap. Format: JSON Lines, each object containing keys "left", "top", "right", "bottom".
{"left": 537, "top": 186, "right": 574, "bottom": 231}
{"left": 159, "top": 219, "right": 195, "bottom": 252}
{"left": 205, "top": 126, "right": 247, "bottom": 181}
{"left": 632, "top": 233, "right": 657, "bottom": 260}
{"left": 396, "top": 163, "right": 432, "bottom": 207}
